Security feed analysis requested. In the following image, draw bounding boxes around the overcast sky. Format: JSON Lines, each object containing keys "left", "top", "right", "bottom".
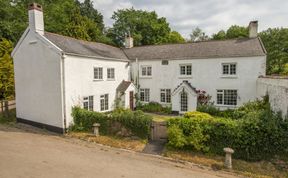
{"left": 92, "top": 0, "right": 287, "bottom": 38}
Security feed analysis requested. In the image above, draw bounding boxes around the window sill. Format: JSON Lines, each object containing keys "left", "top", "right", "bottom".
{"left": 107, "top": 79, "right": 115, "bottom": 81}
{"left": 93, "top": 79, "right": 104, "bottom": 81}
{"left": 178, "top": 76, "right": 192, "bottom": 79}
{"left": 140, "top": 76, "right": 152, "bottom": 79}
{"left": 216, "top": 104, "right": 237, "bottom": 108}
{"left": 221, "top": 75, "right": 238, "bottom": 79}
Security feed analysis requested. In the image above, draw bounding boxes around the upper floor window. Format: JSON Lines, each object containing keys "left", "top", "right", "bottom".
{"left": 140, "top": 88, "right": 150, "bottom": 102}
{"left": 83, "top": 96, "right": 93, "bottom": 111}
{"left": 107, "top": 68, "right": 115, "bottom": 80}
{"left": 162, "top": 60, "right": 169, "bottom": 65}
{"left": 160, "top": 89, "right": 171, "bottom": 103}
{"left": 141, "top": 66, "right": 152, "bottom": 77}
{"left": 94, "top": 67, "right": 103, "bottom": 80}
{"left": 180, "top": 64, "right": 192, "bottom": 76}
{"left": 100, "top": 94, "right": 109, "bottom": 111}
{"left": 217, "top": 90, "right": 237, "bottom": 106}
{"left": 222, "top": 63, "right": 236, "bottom": 75}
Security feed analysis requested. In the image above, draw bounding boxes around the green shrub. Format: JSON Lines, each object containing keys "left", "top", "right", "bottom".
{"left": 137, "top": 102, "right": 172, "bottom": 114}
{"left": 167, "top": 109, "right": 288, "bottom": 161}
{"left": 111, "top": 109, "right": 152, "bottom": 139}
{"left": 71, "top": 107, "right": 152, "bottom": 139}
{"left": 184, "top": 111, "right": 213, "bottom": 119}
{"left": 71, "top": 107, "right": 109, "bottom": 133}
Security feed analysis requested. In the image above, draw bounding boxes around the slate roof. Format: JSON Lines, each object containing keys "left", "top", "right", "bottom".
{"left": 44, "top": 32, "right": 266, "bottom": 61}
{"left": 172, "top": 80, "right": 197, "bottom": 94}
{"left": 117, "top": 80, "right": 132, "bottom": 92}
{"left": 44, "top": 32, "right": 128, "bottom": 60}
{"left": 123, "top": 38, "right": 266, "bottom": 60}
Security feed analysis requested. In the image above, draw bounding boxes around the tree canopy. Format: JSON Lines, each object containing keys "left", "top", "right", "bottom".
{"left": 212, "top": 25, "right": 249, "bottom": 40}
{"left": 108, "top": 8, "right": 185, "bottom": 46}
{"left": 189, "top": 27, "right": 209, "bottom": 42}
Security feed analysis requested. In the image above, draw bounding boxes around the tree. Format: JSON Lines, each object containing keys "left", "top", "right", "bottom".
{"left": 76, "top": 0, "right": 104, "bottom": 32}
{"left": 259, "top": 28, "right": 288, "bottom": 75}
{"left": 212, "top": 30, "right": 226, "bottom": 40}
{"left": 108, "top": 8, "right": 173, "bottom": 46}
{"left": 189, "top": 27, "right": 209, "bottom": 42}
{"left": 0, "top": 38, "right": 14, "bottom": 100}
{"left": 162, "top": 31, "right": 185, "bottom": 44}
{"left": 212, "top": 25, "right": 248, "bottom": 40}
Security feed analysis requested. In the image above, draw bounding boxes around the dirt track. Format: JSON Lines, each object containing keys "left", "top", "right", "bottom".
{"left": 0, "top": 124, "right": 239, "bottom": 178}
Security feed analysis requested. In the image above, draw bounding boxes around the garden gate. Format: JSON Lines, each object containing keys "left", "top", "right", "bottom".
{"left": 151, "top": 121, "right": 167, "bottom": 141}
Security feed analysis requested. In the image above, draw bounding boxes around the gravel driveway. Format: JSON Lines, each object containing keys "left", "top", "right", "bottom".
{"left": 0, "top": 124, "right": 239, "bottom": 178}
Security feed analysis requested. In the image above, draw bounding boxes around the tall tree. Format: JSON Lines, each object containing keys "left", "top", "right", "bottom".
{"left": 212, "top": 25, "right": 248, "bottom": 40}
{"left": 162, "top": 31, "right": 185, "bottom": 44}
{"left": 212, "top": 30, "right": 226, "bottom": 40}
{"left": 0, "top": 38, "right": 14, "bottom": 99}
{"left": 259, "top": 28, "right": 288, "bottom": 75}
{"left": 189, "top": 27, "right": 209, "bottom": 42}
{"left": 108, "top": 8, "right": 180, "bottom": 46}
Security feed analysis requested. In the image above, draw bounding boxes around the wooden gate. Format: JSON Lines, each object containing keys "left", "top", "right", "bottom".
{"left": 151, "top": 121, "right": 167, "bottom": 141}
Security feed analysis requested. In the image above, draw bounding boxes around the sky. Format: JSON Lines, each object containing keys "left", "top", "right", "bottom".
{"left": 92, "top": 0, "right": 288, "bottom": 38}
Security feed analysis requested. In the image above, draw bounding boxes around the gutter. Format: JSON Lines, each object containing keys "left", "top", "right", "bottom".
{"left": 64, "top": 52, "right": 130, "bottom": 62}
{"left": 60, "top": 52, "right": 67, "bottom": 133}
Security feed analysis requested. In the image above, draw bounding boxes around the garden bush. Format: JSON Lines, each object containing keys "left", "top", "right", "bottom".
{"left": 71, "top": 107, "right": 153, "bottom": 139}
{"left": 168, "top": 103, "right": 288, "bottom": 161}
{"left": 71, "top": 107, "right": 109, "bottom": 134}
{"left": 137, "top": 101, "right": 172, "bottom": 114}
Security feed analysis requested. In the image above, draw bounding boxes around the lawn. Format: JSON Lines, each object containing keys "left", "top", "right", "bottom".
{"left": 144, "top": 112, "right": 176, "bottom": 122}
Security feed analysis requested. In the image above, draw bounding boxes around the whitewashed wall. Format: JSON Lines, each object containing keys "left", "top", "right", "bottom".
{"left": 64, "top": 55, "right": 130, "bottom": 127}
{"left": 257, "top": 77, "right": 288, "bottom": 118}
{"left": 131, "top": 56, "right": 266, "bottom": 111}
{"left": 13, "top": 31, "right": 64, "bottom": 128}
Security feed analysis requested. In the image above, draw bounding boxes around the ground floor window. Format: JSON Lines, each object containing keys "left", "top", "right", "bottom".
{"left": 140, "top": 88, "right": 150, "bottom": 102}
{"left": 160, "top": 89, "right": 171, "bottom": 103}
{"left": 180, "top": 91, "right": 188, "bottom": 112}
{"left": 217, "top": 90, "right": 237, "bottom": 106}
{"left": 83, "top": 96, "right": 93, "bottom": 111}
{"left": 100, "top": 94, "right": 109, "bottom": 111}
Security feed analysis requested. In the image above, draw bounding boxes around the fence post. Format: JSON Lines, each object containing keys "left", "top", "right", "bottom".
{"left": 0, "top": 100, "right": 3, "bottom": 112}
{"left": 4, "top": 100, "right": 9, "bottom": 117}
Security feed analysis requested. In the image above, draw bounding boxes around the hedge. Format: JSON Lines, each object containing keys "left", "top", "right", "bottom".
{"left": 71, "top": 107, "right": 152, "bottom": 139}
{"left": 137, "top": 101, "right": 172, "bottom": 114}
{"left": 167, "top": 105, "right": 288, "bottom": 161}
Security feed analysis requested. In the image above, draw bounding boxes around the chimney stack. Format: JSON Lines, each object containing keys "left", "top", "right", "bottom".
{"left": 125, "top": 34, "right": 134, "bottom": 48}
{"left": 248, "top": 21, "right": 258, "bottom": 38}
{"left": 28, "top": 3, "right": 44, "bottom": 35}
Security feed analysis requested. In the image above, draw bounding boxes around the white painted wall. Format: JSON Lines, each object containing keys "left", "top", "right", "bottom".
{"left": 13, "top": 31, "right": 64, "bottom": 128}
{"left": 257, "top": 78, "right": 288, "bottom": 118}
{"left": 63, "top": 55, "right": 130, "bottom": 127}
{"left": 131, "top": 56, "right": 266, "bottom": 111}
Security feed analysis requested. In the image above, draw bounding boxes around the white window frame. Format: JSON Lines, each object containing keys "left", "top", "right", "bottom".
{"left": 94, "top": 67, "right": 103, "bottom": 80}
{"left": 160, "top": 89, "right": 171, "bottom": 103}
{"left": 140, "top": 88, "right": 150, "bottom": 102}
{"left": 179, "top": 64, "right": 192, "bottom": 77}
{"left": 216, "top": 89, "right": 238, "bottom": 106}
{"left": 107, "top": 68, "right": 115, "bottom": 80}
{"left": 83, "top": 96, "right": 94, "bottom": 111}
{"left": 141, "top": 66, "right": 152, "bottom": 77}
{"left": 221, "top": 63, "right": 237, "bottom": 76}
{"left": 100, "top": 94, "right": 109, "bottom": 111}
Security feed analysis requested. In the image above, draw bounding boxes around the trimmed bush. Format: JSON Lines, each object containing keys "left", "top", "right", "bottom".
{"left": 71, "top": 107, "right": 109, "bottom": 134}
{"left": 71, "top": 107, "right": 153, "bottom": 139}
{"left": 137, "top": 101, "right": 172, "bottom": 114}
{"left": 168, "top": 100, "right": 288, "bottom": 161}
{"left": 111, "top": 109, "right": 152, "bottom": 139}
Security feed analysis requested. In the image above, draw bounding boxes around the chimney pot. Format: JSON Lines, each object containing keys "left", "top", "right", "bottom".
{"left": 28, "top": 3, "right": 44, "bottom": 35}
{"left": 249, "top": 21, "right": 258, "bottom": 38}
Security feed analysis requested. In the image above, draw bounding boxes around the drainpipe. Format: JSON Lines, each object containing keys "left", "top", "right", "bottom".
{"left": 61, "top": 52, "right": 67, "bottom": 133}
{"left": 136, "top": 58, "right": 139, "bottom": 90}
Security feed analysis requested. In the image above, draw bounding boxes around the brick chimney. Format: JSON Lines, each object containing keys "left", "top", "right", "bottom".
{"left": 28, "top": 3, "right": 44, "bottom": 35}
{"left": 248, "top": 21, "right": 258, "bottom": 38}
{"left": 125, "top": 35, "right": 134, "bottom": 48}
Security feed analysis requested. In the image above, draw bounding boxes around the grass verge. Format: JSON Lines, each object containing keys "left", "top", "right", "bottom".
{"left": 163, "top": 149, "right": 288, "bottom": 178}
{"left": 67, "top": 132, "right": 147, "bottom": 152}
{"left": 0, "top": 109, "right": 16, "bottom": 124}
{"left": 145, "top": 112, "right": 175, "bottom": 122}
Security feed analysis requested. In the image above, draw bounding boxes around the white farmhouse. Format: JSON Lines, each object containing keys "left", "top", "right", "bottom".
{"left": 12, "top": 3, "right": 267, "bottom": 133}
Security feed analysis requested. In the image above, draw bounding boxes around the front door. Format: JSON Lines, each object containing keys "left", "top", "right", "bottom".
{"left": 129, "top": 91, "right": 134, "bottom": 110}
{"left": 180, "top": 91, "right": 188, "bottom": 112}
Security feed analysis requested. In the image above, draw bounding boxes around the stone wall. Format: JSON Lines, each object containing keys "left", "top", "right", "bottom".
{"left": 257, "top": 76, "right": 288, "bottom": 118}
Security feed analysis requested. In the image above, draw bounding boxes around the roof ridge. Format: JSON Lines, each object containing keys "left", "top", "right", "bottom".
{"left": 125, "top": 37, "right": 256, "bottom": 49}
